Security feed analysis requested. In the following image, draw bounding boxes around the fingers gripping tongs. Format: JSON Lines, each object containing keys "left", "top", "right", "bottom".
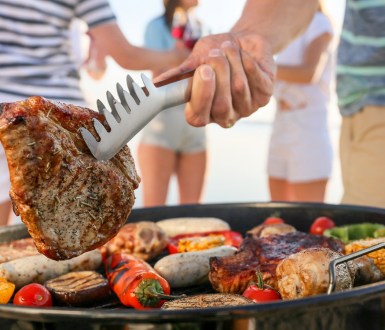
{"left": 80, "top": 71, "right": 194, "bottom": 161}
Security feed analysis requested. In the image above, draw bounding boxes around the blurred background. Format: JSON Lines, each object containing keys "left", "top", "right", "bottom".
{"left": 78, "top": 0, "right": 346, "bottom": 208}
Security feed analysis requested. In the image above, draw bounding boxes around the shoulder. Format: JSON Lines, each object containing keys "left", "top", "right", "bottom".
{"left": 146, "top": 16, "right": 167, "bottom": 30}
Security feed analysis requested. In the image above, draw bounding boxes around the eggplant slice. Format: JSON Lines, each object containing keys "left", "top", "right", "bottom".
{"left": 45, "top": 271, "right": 111, "bottom": 306}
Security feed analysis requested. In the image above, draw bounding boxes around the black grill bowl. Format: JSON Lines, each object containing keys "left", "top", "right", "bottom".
{"left": 1, "top": 202, "right": 385, "bottom": 330}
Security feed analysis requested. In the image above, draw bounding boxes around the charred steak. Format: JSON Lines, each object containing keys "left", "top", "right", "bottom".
{"left": 0, "top": 97, "right": 140, "bottom": 260}
{"left": 209, "top": 231, "right": 344, "bottom": 294}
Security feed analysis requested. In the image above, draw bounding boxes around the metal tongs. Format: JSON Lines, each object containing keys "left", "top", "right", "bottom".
{"left": 80, "top": 71, "right": 194, "bottom": 160}
{"left": 327, "top": 242, "right": 385, "bottom": 294}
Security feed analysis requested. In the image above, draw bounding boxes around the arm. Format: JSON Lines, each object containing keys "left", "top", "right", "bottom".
{"left": 87, "top": 23, "right": 188, "bottom": 71}
{"left": 276, "top": 32, "right": 333, "bottom": 84}
{"left": 156, "top": 0, "right": 319, "bottom": 128}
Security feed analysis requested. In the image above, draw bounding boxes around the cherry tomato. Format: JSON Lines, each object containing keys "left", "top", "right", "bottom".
{"left": 243, "top": 284, "right": 281, "bottom": 303}
{"left": 263, "top": 217, "right": 285, "bottom": 225}
{"left": 310, "top": 217, "right": 336, "bottom": 235}
{"left": 13, "top": 283, "right": 53, "bottom": 307}
{"left": 242, "top": 272, "right": 281, "bottom": 303}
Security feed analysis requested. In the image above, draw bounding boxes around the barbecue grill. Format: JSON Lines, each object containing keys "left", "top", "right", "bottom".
{"left": 1, "top": 202, "right": 385, "bottom": 330}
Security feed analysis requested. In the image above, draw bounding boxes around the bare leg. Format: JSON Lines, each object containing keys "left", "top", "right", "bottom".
{"left": 0, "top": 200, "right": 12, "bottom": 226}
{"left": 176, "top": 151, "right": 207, "bottom": 204}
{"left": 268, "top": 177, "right": 292, "bottom": 201}
{"left": 137, "top": 144, "right": 176, "bottom": 207}
{"left": 290, "top": 179, "right": 328, "bottom": 202}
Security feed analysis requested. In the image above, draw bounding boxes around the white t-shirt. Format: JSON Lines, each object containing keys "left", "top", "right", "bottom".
{"left": 274, "top": 12, "right": 334, "bottom": 110}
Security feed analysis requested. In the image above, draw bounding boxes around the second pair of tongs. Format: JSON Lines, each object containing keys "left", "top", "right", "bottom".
{"left": 80, "top": 70, "right": 194, "bottom": 161}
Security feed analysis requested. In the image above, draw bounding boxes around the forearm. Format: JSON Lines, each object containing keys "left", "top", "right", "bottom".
{"left": 276, "top": 65, "right": 315, "bottom": 84}
{"left": 112, "top": 43, "right": 183, "bottom": 71}
{"left": 231, "top": 0, "right": 318, "bottom": 54}
{"left": 89, "top": 23, "right": 185, "bottom": 71}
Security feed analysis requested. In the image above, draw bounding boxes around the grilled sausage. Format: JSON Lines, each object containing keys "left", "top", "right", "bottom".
{"left": 156, "top": 217, "right": 230, "bottom": 237}
{"left": 45, "top": 271, "right": 110, "bottom": 306}
{"left": 154, "top": 246, "right": 237, "bottom": 288}
{"left": 0, "top": 249, "right": 102, "bottom": 289}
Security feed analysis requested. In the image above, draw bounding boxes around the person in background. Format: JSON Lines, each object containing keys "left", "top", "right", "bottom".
{"left": 267, "top": 4, "right": 335, "bottom": 202}
{"left": 0, "top": 0, "right": 189, "bottom": 226}
{"left": 164, "top": 0, "right": 384, "bottom": 209}
{"left": 137, "top": 0, "right": 207, "bottom": 207}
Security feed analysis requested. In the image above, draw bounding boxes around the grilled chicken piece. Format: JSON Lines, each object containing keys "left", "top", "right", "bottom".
{"left": 209, "top": 231, "right": 344, "bottom": 294}
{"left": 161, "top": 293, "right": 254, "bottom": 309}
{"left": 247, "top": 223, "right": 296, "bottom": 238}
{"left": 276, "top": 247, "right": 356, "bottom": 300}
{"left": 0, "top": 97, "right": 140, "bottom": 260}
{"left": 100, "top": 221, "right": 168, "bottom": 261}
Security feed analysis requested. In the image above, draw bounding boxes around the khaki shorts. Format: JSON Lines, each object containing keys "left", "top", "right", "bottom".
{"left": 340, "top": 105, "right": 385, "bottom": 208}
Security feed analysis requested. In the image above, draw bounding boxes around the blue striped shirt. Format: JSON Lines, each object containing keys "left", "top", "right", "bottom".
{"left": 0, "top": 0, "right": 116, "bottom": 105}
{"left": 337, "top": 0, "right": 385, "bottom": 115}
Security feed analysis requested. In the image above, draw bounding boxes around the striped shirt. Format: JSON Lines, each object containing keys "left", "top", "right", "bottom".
{"left": 336, "top": 0, "right": 385, "bottom": 116}
{"left": 0, "top": 0, "right": 116, "bottom": 105}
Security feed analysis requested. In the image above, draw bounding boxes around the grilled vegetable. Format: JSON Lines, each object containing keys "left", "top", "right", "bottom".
{"left": 0, "top": 277, "right": 15, "bottom": 304}
{"left": 310, "top": 217, "right": 336, "bottom": 235}
{"left": 324, "top": 223, "right": 385, "bottom": 243}
{"left": 263, "top": 216, "right": 285, "bottom": 225}
{"left": 156, "top": 217, "right": 230, "bottom": 237}
{"left": 0, "top": 249, "right": 102, "bottom": 289}
{"left": 104, "top": 253, "right": 174, "bottom": 309}
{"left": 345, "top": 238, "right": 385, "bottom": 276}
{"left": 45, "top": 271, "right": 111, "bottom": 306}
{"left": 242, "top": 272, "right": 281, "bottom": 303}
{"left": 161, "top": 293, "right": 254, "bottom": 309}
{"left": 154, "top": 246, "right": 237, "bottom": 288}
{"left": 13, "top": 283, "right": 53, "bottom": 307}
{"left": 167, "top": 230, "right": 243, "bottom": 254}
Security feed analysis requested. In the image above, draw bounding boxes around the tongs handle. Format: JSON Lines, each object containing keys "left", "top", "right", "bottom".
{"left": 153, "top": 70, "right": 195, "bottom": 88}
{"left": 140, "top": 70, "right": 195, "bottom": 111}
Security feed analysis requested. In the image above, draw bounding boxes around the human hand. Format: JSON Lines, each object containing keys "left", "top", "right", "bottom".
{"left": 154, "top": 32, "right": 275, "bottom": 128}
{"left": 84, "top": 33, "right": 107, "bottom": 80}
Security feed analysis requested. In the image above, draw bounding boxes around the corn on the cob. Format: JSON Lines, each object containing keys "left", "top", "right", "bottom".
{"left": 344, "top": 238, "right": 385, "bottom": 275}
{"left": 177, "top": 235, "right": 226, "bottom": 252}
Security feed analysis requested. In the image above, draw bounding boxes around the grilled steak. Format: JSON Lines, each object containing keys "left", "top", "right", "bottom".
{"left": 209, "top": 231, "right": 344, "bottom": 294}
{"left": 0, "top": 97, "right": 140, "bottom": 260}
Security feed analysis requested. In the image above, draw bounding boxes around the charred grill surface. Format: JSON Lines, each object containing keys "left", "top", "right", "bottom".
{"left": 209, "top": 231, "right": 344, "bottom": 294}
{"left": 0, "top": 97, "right": 140, "bottom": 260}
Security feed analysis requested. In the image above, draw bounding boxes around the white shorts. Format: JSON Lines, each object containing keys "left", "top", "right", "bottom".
{"left": 140, "top": 104, "right": 206, "bottom": 153}
{"left": 0, "top": 144, "right": 10, "bottom": 203}
{"left": 267, "top": 108, "right": 333, "bottom": 182}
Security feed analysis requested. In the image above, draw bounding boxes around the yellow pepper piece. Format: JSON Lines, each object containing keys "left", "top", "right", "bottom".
{"left": 0, "top": 280, "right": 15, "bottom": 304}
{"left": 177, "top": 235, "right": 225, "bottom": 252}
